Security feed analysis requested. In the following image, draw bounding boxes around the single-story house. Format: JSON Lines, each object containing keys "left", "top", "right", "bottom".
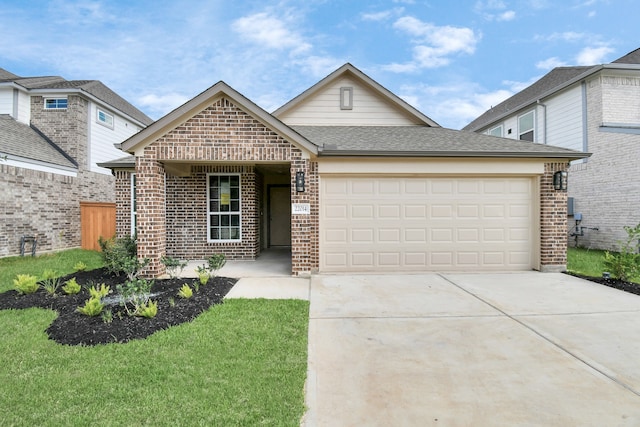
{"left": 101, "top": 64, "right": 588, "bottom": 277}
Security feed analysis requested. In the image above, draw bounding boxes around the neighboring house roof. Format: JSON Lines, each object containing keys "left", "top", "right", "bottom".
{"left": 119, "top": 81, "right": 319, "bottom": 155}
{"left": 0, "top": 70, "right": 153, "bottom": 126}
{"left": 0, "top": 114, "right": 77, "bottom": 170}
{"left": 464, "top": 48, "right": 640, "bottom": 132}
{"left": 294, "top": 125, "right": 589, "bottom": 159}
{"left": 273, "top": 63, "right": 440, "bottom": 127}
{"left": 463, "top": 66, "right": 592, "bottom": 132}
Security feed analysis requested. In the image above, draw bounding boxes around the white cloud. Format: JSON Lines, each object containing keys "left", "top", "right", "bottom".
{"left": 385, "top": 16, "right": 479, "bottom": 71}
{"left": 538, "top": 31, "right": 588, "bottom": 42}
{"left": 497, "top": 10, "right": 516, "bottom": 21}
{"left": 137, "top": 93, "right": 191, "bottom": 120}
{"left": 399, "top": 81, "right": 514, "bottom": 129}
{"left": 232, "top": 12, "right": 312, "bottom": 55}
{"left": 361, "top": 8, "right": 404, "bottom": 22}
{"left": 575, "top": 45, "right": 614, "bottom": 64}
{"left": 536, "top": 57, "right": 568, "bottom": 70}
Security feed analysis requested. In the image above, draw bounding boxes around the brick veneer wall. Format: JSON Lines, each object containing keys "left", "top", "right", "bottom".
{"left": 133, "top": 97, "right": 319, "bottom": 276}
{"left": 568, "top": 75, "right": 640, "bottom": 250}
{"left": 114, "top": 170, "right": 133, "bottom": 238}
{"left": 0, "top": 95, "right": 117, "bottom": 257}
{"left": 540, "top": 162, "right": 569, "bottom": 271}
{"left": 0, "top": 163, "right": 79, "bottom": 256}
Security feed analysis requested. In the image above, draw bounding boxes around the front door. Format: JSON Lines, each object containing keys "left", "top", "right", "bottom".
{"left": 269, "top": 186, "right": 291, "bottom": 246}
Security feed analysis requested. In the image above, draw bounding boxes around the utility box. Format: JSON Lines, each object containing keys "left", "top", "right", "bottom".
{"left": 567, "top": 197, "right": 574, "bottom": 216}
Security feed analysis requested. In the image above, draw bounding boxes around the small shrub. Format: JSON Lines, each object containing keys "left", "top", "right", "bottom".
{"left": 98, "top": 235, "right": 146, "bottom": 279}
{"left": 73, "top": 261, "right": 88, "bottom": 272}
{"left": 604, "top": 223, "right": 640, "bottom": 281}
{"left": 41, "top": 269, "right": 61, "bottom": 295}
{"left": 168, "top": 297, "right": 176, "bottom": 307}
{"left": 13, "top": 274, "right": 39, "bottom": 295}
{"left": 161, "top": 256, "right": 187, "bottom": 279}
{"left": 178, "top": 284, "right": 193, "bottom": 299}
{"left": 136, "top": 300, "right": 158, "bottom": 318}
{"left": 117, "top": 278, "right": 153, "bottom": 316}
{"left": 89, "top": 283, "right": 112, "bottom": 299}
{"left": 101, "top": 309, "right": 113, "bottom": 324}
{"left": 77, "top": 297, "right": 104, "bottom": 317}
{"left": 196, "top": 265, "right": 210, "bottom": 286}
{"left": 62, "top": 278, "right": 82, "bottom": 295}
{"left": 207, "top": 253, "right": 226, "bottom": 277}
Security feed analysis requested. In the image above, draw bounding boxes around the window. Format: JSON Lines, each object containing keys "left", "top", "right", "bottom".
{"left": 340, "top": 87, "right": 353, "bottom": 110}
{"left": 518, "top": 111, "right": 534, "bottom": 141}
{"left": 44, "top": 98, "right": 67, "bottom": 109}
{"left": 131, "top": 174, "right": 137, "bottom": 236}
{"left": 97, "top": 108, "right": 114, "bottom": 128}
{"left": 488, "top": 125, "right": 503, "bottom": 137}
{"left": 207, "top": 174, "right": 241, "bottom": 241}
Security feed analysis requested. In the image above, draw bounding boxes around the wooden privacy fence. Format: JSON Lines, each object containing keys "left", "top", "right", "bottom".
{"left": 80, "top": 202, "right": 116, "bottom": 251}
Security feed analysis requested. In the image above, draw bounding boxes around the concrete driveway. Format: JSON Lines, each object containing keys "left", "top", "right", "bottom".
{"left": 303, "top": 273, "right": 640, "bottom": 426}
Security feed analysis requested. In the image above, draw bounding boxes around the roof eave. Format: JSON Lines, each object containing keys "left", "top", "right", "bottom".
{"left": 120, "top": 81, "right": 318, "bottom": 155}
{"left": 468, "top": 65, "right": 604, "bottom": 132}
{"left": 318, "top": 149, "right": 592, "bottom": 160}
{"left": 274, "top": 63, "right": 440, "bottom": 127}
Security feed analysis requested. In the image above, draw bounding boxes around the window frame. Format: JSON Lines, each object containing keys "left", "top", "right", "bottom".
{"left": 207, "top": 173, "right": 242, "bottom": 242}
{"left": 518, "top": 110, "right": 535, "bottom": 141}
{"left": 97, "top": 108, "right": 115, "bottom": 129}
{"left": 488, "top": 125, "right": 503, "bottom": 137}
{"left": 44, "top": 97, "right": 68, "bottom": 110}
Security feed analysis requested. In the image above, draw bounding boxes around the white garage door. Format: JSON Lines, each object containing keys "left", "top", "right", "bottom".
{"left": 320, "top": 176, "right": 536, "bottom": 272}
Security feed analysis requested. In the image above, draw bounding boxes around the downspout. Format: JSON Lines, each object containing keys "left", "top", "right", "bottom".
{"left": 581, "top": 81, "right": 588, "bottom": 159}
{"left": 536, "top": 99, "right": 547, "bottom": 144}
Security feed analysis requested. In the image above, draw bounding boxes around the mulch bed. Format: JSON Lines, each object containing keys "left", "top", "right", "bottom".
{"left": 566, "top": 272, "right": 640, "bottom": 296}
{"left": 0, "top": 268, "right": 236, "bottom": 346}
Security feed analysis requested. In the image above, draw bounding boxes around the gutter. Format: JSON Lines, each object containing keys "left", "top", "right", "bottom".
{"left": 318, "top": 149, "right": 591, "bottom": 160}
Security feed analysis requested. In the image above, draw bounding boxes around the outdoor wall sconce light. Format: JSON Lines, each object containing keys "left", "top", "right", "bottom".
{"left": 553, "top": 170, "right": 568, "bottom": 191}
{"left": 295, "top": 171, "right": 305, "bottom": 192}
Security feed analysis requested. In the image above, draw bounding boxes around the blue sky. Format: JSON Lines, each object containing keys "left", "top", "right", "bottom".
{"left": 1, "top": 0, "right": 638, "bottom": 129}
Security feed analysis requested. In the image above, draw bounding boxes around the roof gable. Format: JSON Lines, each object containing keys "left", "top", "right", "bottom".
{"left": 274, "top": 63, "right": 439, "bottom": 127}
{"left": 120, "top": 81, "right": 318, "bottom": 155}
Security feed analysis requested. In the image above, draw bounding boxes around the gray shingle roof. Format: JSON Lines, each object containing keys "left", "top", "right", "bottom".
{"left": 0, "top": 115, "right": 77, "bottom": 169}
{"left": 463, "top": 66, "right": 592, "bottom": 132}
{"left": 612, "top": 48, "right": 640, "bottom": 64}
{"left": 293, "top": 125, "right": 589, "bottom": 159}
{"left": 0, "top": 70, "right": 152, "bottom": 126}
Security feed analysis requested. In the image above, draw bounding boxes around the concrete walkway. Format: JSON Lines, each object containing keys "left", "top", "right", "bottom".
{"left": 304, "top": 273, "right": 640, "bottom": 426}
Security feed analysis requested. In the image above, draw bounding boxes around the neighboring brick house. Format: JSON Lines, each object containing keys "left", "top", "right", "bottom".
{"left": 464, "top": 48, "right": 640, "bottom": 251}
{"left": 0, "top": 68, "right": 153, "bottom": 257}
{"left": 102, "top": 63, "right": 586, "bottom": 277}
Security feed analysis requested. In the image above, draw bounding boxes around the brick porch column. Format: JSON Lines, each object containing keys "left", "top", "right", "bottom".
{"left": 540, "top": 162, "right": 569, "bottom": 272}
{"left": 135, "top": 157, "right": 166, "bottom": 277}
{"left": 290, "top": 158, "right": 319, "bottom": 276}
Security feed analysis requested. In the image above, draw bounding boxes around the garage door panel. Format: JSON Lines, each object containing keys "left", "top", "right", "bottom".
{"left": 320, "top": 176, "right": 534, "bottom": 272}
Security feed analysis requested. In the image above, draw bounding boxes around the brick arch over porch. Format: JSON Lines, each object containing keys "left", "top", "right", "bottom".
{"left": 135, "top": 97, "right": 318, "bottom": 277}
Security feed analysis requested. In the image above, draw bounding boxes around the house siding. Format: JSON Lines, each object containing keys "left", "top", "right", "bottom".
{"left": 545, "top": 86, "right": 584, "bottom": 152}
{"left": 276, "top": 75, "right": 422, "bottom": 126}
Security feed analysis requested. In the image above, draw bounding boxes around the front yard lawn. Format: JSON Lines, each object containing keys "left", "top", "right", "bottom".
{"left": 0, "top": 249, "right": 309, "bottom": 426}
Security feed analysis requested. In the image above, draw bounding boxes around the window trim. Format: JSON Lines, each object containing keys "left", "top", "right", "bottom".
{"left": 44, "top": 97, "right": 68, "bottom": 110}
{"left": 518, "top": 110, "right": 535, "bottom": 141}
{"left": 488, "top": 125, "right": 503, "bottom": 137}
{"left": 97, "top": 108, "right": 115, "bottom": 129}
{"left": 207, "top": 173, "right": 242, "bottom": 242}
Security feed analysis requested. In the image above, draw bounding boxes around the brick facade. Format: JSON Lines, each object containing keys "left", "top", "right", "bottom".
{"left": 1, "top": 95, "right": 116, "bottom": 257}
{"left": 568, "top": 75, "right": 640, "bottom": 250}
{"left": 132, "top": 97, "right": 319, "bottom": 276}
{"left": 540, "top": 162, "right": 569, "bottom": 271}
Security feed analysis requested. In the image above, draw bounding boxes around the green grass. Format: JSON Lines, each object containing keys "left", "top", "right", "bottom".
{"left": 567, "top": 246, "right": 640, "bottom": 283}
{"left": 0, "top": 249, "right": 103, "bottom": 293}
{"left": 0, "top": 299, "right": 309, "bottom": 426}
{"left": 0, "top": 249, "right": 309, "bottom": 425}
{"left": 566, "top": 247, "right": 608, "bottom": 277}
